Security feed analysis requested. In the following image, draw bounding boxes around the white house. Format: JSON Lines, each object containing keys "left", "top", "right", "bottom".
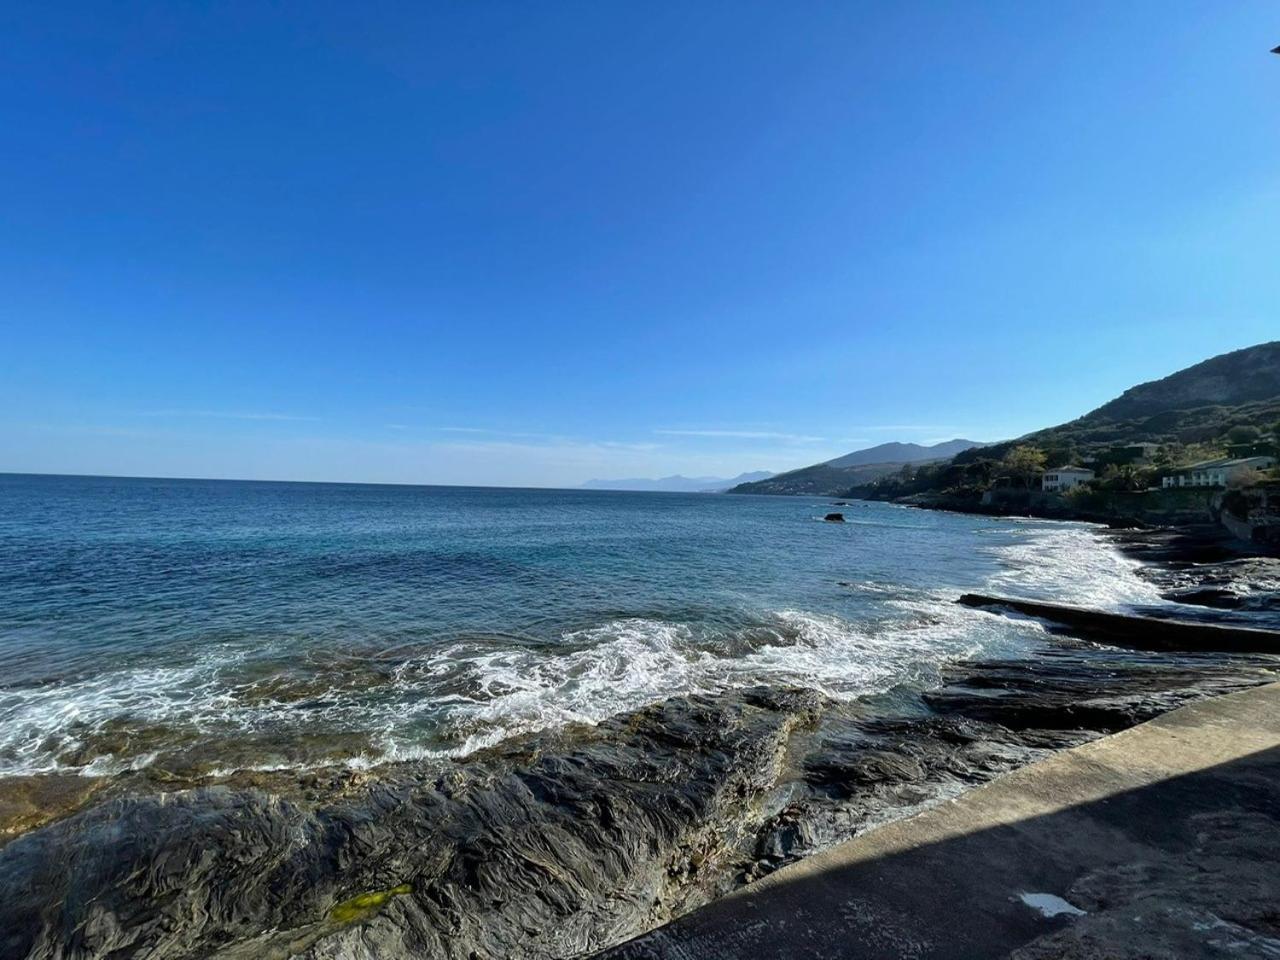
{"left": 1042, "top": 466, "right": 1094, "bottom": 492}
{"left": 1162, "top": 456, "right": 1276, "bottom": 489}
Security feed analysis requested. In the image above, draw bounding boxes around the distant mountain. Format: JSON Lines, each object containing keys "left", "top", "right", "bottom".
{"left": 728, "top": 439, "right": 983, "bottom": 496}
{"left": 826, "top": 439, "right": 982, "bottom": 468}
{"left": 581, "top": 470, "right": 774, "bottom": 493}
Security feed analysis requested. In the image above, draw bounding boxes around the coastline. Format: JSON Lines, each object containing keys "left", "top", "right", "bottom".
{"left": 862, "top": 490, "right": 1280, "bottom": 618}
{"left": 3, "top": 515, "right": 1278, "bottom": 959}
{"left": 4, "top": 606, "right": 1277, "bottom": 958}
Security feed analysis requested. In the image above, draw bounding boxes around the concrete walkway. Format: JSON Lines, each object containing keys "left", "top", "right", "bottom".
{"left": 596, "top": 682, "right": 1280, "bottom": 959}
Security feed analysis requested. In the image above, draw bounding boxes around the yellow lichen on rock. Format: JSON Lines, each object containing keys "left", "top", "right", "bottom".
{"left": 327, "top": 883, "right": 413, "bottom": 924}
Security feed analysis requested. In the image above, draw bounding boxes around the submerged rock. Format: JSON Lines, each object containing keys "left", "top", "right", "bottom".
{"left": 1114, "top": 526, "right": 1280, "bottom": 617}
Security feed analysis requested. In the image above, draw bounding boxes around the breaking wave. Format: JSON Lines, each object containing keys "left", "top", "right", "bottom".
{"left": 0, "top": 598, "right": 1040, "bottom": 777}
{"left": 0, "top": 497, "right": 1168, "bottom": 778}
{"left": 984, "top": 520, "right": 1164, "bottom": 608}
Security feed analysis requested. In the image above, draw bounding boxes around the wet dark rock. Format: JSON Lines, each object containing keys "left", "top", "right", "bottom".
{"left": 732, "top": 642, "right": 1277, "bottom": 886}
{"left": 1, "top": 644, "right": 1276, "bottom": 960}
{"left": 1114, "top": 526, "right": 1280, "bottom": 619}
{"left": 823, "top": 513, "right": 845, "bottom": 523}
{"left": 925, "top": 646, "right": 1275, "bottom": 733}
{"left": 0, "top": 691, "right": 823, "bottom": 960}
{"left": 1164, "top": 587, "right": 1246, "bottom": 608}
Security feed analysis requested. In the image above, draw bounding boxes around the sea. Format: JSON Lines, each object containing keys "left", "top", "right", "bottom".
{"left": 0, "top": 473, "right": 1171, "bottom": 780}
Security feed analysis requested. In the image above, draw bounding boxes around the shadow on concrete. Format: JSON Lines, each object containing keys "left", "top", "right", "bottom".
{"left": 596, "top": 739, "right": 1280, "bottom": 959}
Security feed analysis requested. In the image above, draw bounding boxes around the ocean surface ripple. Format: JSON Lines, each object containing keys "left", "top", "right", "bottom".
{"left": 0, "top": 474, "right": 1171, "bottom": 777}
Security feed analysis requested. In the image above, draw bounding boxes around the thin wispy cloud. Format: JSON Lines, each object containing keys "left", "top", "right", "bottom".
{"left": 654, "top": 428, "right": 827, "bottom": 443}
{"left": 435, "top": 426, "right": 568, "bottom": 440}
{"left": 439, "top": 436, "right": 660, "bottom": 455}
{"left": 852, "top": 425, "right": 966, "bottom": 433}
{"left": 141, "top": 410, "right": 319, "bottom": 422}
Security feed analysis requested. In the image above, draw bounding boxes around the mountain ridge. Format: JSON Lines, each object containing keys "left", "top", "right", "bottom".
{"left": 826, "top": 439, "right": 981, "bottom": 468}
{"left": 948, "top": 341, "right": 1280, "bottom": 466}
{"left": 1086, "top": 341, "right": 1280, "bottom": 423}
{"left": 581, "top": 471, "right": 774, "bottom": 493}
{"left": 728, "top": 439, "right": 983, "bottom": 496}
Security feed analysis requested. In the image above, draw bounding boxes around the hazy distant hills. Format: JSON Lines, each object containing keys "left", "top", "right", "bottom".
{"left": 581, "top": 471, "right": 774, "bottom": 493}
{"left": 728, "top": 439, "right": 983, "bottom": 496}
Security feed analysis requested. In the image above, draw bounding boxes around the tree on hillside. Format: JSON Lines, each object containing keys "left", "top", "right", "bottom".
{"left": 1100, "top": 464, "right": 1147, "bottom": 492}
{"left": 1001, "top": 445, "right": 1046, "bottom": 491}
{"left": 1152, "top": 443, "right": 1180, "bottom": 469}
{"left": 1042, "top": 443, "right": 1078, "bottom": 469}
{"left": 1227, "top": 424, "right": 1261, "bottom": 443}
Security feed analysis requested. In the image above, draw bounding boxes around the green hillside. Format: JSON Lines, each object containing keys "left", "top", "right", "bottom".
{"left": 954, "top": 341, "right": 1280, "bottom": 467}
{"left": 729, "top": 439, "right": 981, "bottom": 496}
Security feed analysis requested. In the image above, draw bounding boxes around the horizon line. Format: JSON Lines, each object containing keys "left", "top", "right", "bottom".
{"left": 0, "top": 470, "right": 818, "bottom": 496}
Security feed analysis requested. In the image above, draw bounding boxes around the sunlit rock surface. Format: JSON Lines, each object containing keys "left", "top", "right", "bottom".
{"left": 1, "top": 643, "right": 1275, "bottom": 960}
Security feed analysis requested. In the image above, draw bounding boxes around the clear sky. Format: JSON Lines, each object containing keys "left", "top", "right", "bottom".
{"left": 2, "top": 3, "right": 1277, "bottom": 487}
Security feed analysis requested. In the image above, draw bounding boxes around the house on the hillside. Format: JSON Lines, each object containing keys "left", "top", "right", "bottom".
{"left": 1161, "top": 456, "right": 1276, "bottom": 489}
{"left": 1041, "top": 467, "right": 1095, "bottom": 492}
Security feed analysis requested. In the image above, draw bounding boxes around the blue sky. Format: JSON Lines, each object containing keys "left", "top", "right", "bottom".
{"left": 2, "top": 2, "right": 1277, "bottom": 486}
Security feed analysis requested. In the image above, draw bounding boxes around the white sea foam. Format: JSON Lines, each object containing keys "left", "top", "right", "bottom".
{"left": 0, "top": 518, "right": 1167, "bottom": 777}
{"left": 985, "top": 521, "right": 1164, "bottom": 609}
{"left": 0, "top": 655, "right": 248, "bottom": 776}
{"left": 363, "top": 597, "right": 1033, "bottom": 765}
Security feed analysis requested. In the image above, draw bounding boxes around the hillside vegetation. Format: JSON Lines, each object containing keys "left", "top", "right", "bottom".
{"left": 729, "top": 439, "right": 981, "bottom": 496}
{"left": 868, "top": 341, "right": 1280, "bottom": 502}
{"left": 955, "top": 341, "right": 1280, "bottom": 467}
{"left": 729, "top": 342, "right": 1280, "bottom": 502}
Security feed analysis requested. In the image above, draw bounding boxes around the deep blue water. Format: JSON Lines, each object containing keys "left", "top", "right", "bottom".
{"left": 0, "top": 473, "right": 1166, "bottom": 777}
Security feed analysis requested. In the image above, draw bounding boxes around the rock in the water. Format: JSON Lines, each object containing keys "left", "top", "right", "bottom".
{"left": 823, "top": 513, "right": 845, "bottom": 523}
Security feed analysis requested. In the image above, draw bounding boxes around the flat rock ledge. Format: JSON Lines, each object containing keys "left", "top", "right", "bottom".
{"left": 596, "top": 681, "right": 1280, "bottom": 960}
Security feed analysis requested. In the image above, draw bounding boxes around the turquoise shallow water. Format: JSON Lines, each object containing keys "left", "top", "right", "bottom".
{"left": 0, "top": 473, "right": 1167, "bottom": 776}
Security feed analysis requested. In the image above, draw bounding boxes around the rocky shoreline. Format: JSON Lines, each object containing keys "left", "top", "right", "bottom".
{"left": 3, "top": 620, "right": 1277, "bottom": 959}
{"left": 881, "top": 491, "right": 1280, "bottom": 617}
{"left": 4, "top": 519, "right": 1279, "bottom": 960}
{"left": 1111, "top": 523, "right": 1280, "bottom": 615}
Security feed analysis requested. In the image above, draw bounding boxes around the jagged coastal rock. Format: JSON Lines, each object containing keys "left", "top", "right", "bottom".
{"left": 2, "top": 637, "right": 1274, "bottom": 960}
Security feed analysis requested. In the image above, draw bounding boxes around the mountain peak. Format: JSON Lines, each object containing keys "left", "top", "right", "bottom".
{"left": 1084, "top": 341, "right": 1280, "bottom": 424}
{"left": 727, "top": 439, "right": 984, "bottom": 496}
{"left": 824, "top": 438, "right": 982, "bottom": 469}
